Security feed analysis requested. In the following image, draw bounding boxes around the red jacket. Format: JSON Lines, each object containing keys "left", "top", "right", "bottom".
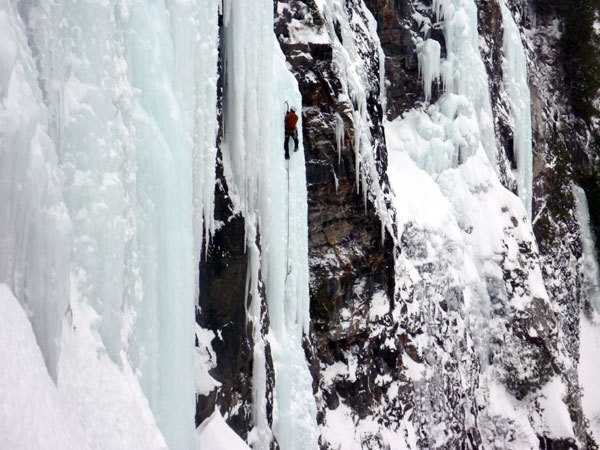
{"left": 284, "top": 112, "right": 298, "bottom": 133}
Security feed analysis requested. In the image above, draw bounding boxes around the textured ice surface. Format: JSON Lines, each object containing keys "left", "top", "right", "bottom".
{"left": 220, "top": 1, "right": 317, "bottom": 448}
{"left": 0, "top": 0, "right": 221, "bottom": 448}
{"left": 500, "top": 1, "right": 533, "bottom": 217}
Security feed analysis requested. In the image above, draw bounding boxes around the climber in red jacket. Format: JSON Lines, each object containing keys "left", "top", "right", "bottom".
{"left": 284, "top": 107, "right": 299, "bottom": 160}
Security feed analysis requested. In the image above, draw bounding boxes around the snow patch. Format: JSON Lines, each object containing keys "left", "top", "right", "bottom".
{"left": 197, "top": 409, "right": 251, "bottom": 450}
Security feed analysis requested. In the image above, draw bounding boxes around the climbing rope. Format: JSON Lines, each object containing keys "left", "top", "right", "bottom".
{"left": 287, "top": 157, "right": 291, "bottom": 276}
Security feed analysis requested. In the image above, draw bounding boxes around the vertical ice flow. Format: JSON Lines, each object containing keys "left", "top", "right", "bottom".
{"left": 0, "top": 0, "right": 223, "bottom": 448}
{"left": 129, "top": 1, "right": 222, "bottom": 447}
{"left": 417, "top": 38, "right": 441, "bottom": 103}
{"left": 221, "top": 0, "right": 317, "bottom": 448}
{"left": 0, "top": 0, "right": 72, "bottom": 380}
{"left": 573, "top": 185, "right": 600, "bottom": 312}
{"left": 431, "top": 0, "right": 498, "bottom": 167}
{"left": 500, "top": 1, "right": 533, "bottom": 217}
{"left": 166, "top": 0, "right": 220, "bottom": 260}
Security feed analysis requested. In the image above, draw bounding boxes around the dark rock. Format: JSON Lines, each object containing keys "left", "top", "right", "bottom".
{"left": 196, "top": 157, "right": 254, "bottom": 434}
{"left": 363, "top": 0, "right": 423, "bottom": 119}
{"left": 276, "top": 0, "right": 396, "bottom": 433}
{"left": 538, "top": 436, "right": 578, "bottom": 450}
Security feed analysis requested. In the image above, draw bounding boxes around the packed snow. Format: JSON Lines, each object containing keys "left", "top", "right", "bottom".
{"left": 0, "top": 284, "right": 88, "bottom": 450}
{"left": 579, "top": 313, "right": 600, "bottom": 443}
{"left": 0, "top": 283, "right": 167, "bottom": 450}
{"left": 197, "top": 410, "right": 252, "bottom": 450}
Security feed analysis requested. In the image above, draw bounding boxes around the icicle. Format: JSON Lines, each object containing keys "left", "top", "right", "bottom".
{"left": 333, "top": 169, "right": 339, "bottom": 192}
{"left": 417, "top": 38, "right": 441, "bottom": 102}
{"left": 500, "top": 1, "right": 533, "bottom": 217}
{"left": 335, "top": 113, "right": 344, "bottom": 164}
{"left": 436, "top": 0, "right": 497, "bottom": 168}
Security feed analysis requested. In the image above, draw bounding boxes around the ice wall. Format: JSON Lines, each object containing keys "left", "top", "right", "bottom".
{"left": 0, "top": 0, "right": 73, "bottom": 379}
{"left": 573, "top": 185, "right": 600, "bottom": 311}
{"left": 220, "top": 1, "right": 317, "bottom": 448}
{"left": 500, "top": 1, "right": 533, "bottom": 217}
{"left": 0, "top": 0, "right": 221, "bottom": 448}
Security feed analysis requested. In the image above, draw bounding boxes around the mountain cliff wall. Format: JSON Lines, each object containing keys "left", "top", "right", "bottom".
{"left": 200, "top": 0, "right": 600, "bottom": 448}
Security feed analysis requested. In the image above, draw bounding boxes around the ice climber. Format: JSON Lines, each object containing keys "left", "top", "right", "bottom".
{"left": 284, "top": 107, "right": 299, "bottom": 160}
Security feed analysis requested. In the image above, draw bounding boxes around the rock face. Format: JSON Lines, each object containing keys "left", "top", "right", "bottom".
{"left": 362, "top": 0, "right": 422, "bottom": 118}
{"left": 276, "top": 0, "right": 594, "bottom": 448}
{"left": 274, "top": 0, "right": 399, "bottom": 436}
{"left": 196, "top": 154, "right": 255, "bottom": 433}
{"left": 198, "top": 0, "right": 600, "bottom": 448}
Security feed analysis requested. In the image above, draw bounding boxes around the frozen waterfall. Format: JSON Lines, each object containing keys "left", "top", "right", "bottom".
{"left": 415, "top": 0, "right": 533, "bottom": 215}
{"left": 221, "top": 0, "right": 317, "bottom": 448}
{"left": 500, "top": 1, "right": 533, "bottom": 217}
{"left": 1, "top": 0, "right": 317, "bottom": 447}
{"left": 574, "top": 185, "right": 600, "bottom": 312}
{"left": 0, "top": 0, "right": 221, "bottom": 448}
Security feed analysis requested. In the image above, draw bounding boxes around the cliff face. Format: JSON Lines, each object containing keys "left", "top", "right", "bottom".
{"left": 198, "top": 0, "right": 600, "bottom": 448}
{"left": 278, "top": 0, "right": 597, "bottom": 447}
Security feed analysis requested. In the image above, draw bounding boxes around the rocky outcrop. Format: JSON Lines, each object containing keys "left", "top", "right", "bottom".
{"left": 196, "top": 37, "right": 276, "bottom": 439}
{"left": 362, "top": 0, "right": 422, "bottom": 119}
{"left": 275, "top": 0, "right": 398, "bottom": 440}
{"left": 525, "top": 5, "right": 593, "bottom": 445}
{"left": 196, "top": 153, "right": 255, "bottom": 433}
{"left": 197, "top": 0, "right": 599, "bottom": 447}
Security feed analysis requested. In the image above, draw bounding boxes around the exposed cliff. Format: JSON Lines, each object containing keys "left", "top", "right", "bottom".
{"left": 268, "top": 0, "right": 600, "bottom": 448}
{"left": 139, "top": 0, "right": 599, "bottom": 447}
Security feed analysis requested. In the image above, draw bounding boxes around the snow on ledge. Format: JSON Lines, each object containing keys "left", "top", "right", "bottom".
{"left": 196, "top": 409, "right": 251, "bottom": 450}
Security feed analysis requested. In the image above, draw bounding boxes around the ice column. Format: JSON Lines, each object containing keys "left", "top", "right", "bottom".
{"left": 166, "top": 0, "right": 220, "bottom": 258}
{"left": 417, "top": 38, "right": 441, "bottom": 103}
{"left": 573, "top": 185, "right": 600, "bottom": 312}
{"left": 221, "top": 0, "right": 317, "bottom": 448}
{"left": 500, "top": 2, "right": 533, "bottom": 217}
{"left": 128, "top": 1, "right": 221, "bottom": 447}
{"left": 0, "top": 0, "right": 72, "bottom": 379}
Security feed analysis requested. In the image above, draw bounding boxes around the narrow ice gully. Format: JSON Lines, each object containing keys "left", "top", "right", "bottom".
{"left": 220, "top": 0, "right": 317, "bottom": 448}
{"left": 574, "top": 184, "right": 600, "bottom": 443}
